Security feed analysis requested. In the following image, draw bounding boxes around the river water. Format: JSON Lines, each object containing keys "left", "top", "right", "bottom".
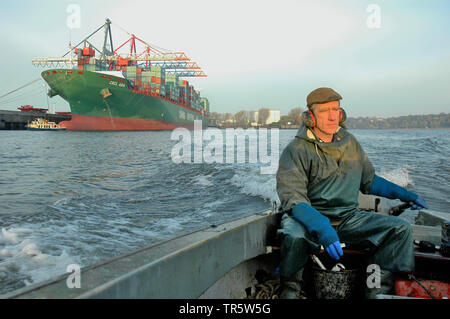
{"left": 0, "top": 128, "right": 448, "bottom": 295}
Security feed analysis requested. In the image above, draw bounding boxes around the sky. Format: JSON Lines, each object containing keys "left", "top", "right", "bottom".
{"left": 0, "top": 0, "right": 449, "bottom": 117}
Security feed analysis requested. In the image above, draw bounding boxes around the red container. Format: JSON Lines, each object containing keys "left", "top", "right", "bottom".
{"left": 395, "top": 279, "right": 450, "bottom": 299}
{"left": 82, "top": 47, "right": 95, "bottom": 57}
{"left": 118, "top": 58, "right": 129, "bottom": 66}
{"left": 151, "top": 77, "right": 161, "bottom": 84}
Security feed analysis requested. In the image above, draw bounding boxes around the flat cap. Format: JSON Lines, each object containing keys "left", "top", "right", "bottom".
{"left": 307, "top": 87, "right": 342, "bottom": 108}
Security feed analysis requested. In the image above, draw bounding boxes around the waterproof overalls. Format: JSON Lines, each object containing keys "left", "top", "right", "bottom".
{"left": 276, "top": 125, "right": 415, "bottom": 282}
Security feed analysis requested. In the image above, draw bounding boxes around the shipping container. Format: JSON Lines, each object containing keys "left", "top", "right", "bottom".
{"left": 151, "top": 77, "right": 162, "bottom": 84}
{"left": 118, "top": 57, "right": 129, "bottom": 66}
{"left": 82, "top": 47, "right": 95, "bottom": 57}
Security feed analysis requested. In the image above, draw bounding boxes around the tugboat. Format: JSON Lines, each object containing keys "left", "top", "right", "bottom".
{"left": 25, "top": 118, "right": 66, "bottom": 131}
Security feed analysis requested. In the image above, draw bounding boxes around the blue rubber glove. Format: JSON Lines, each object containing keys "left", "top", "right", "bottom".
{"left": 291, "top": 203, "right": 344, "bottom": 260}
{"left": 370, "top": 175, "right": 428, "bottom": 210}
{"left": 411, "top": 195, "right": 428, "bottom": 210}
{"left": 326, "top": 241, "right": 344, "bottom": 261}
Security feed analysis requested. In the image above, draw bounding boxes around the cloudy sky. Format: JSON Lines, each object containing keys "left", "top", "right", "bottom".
{"left": 0, "top": 0, "right": 449, "bottom": 117}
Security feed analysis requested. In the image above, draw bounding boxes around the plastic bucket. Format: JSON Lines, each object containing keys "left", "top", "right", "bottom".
{"left": 312, "top": 267, "right": 360, "bottom": 299}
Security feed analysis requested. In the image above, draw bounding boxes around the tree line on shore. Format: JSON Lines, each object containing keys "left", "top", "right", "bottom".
{"left": 345, "top": 113, "right": 450, "bottom": 129}
{"left": 210, "top": 108, "right": 450, "bottom": 129}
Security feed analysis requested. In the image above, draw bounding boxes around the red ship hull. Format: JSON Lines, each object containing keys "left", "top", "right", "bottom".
{"left": 59, "top": 114, "right": 195, "bottom": 131}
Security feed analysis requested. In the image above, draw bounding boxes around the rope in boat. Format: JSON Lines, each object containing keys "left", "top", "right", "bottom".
{"left": 246, "top": 278, "right": 281, "bottom": 299}
{"left": 408, "top": 274, "right": 437, "bottom": 299}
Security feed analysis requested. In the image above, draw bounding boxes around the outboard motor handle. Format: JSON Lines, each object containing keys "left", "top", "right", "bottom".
{"left": 389, "top": 202, "right": 413, "bottom": 216}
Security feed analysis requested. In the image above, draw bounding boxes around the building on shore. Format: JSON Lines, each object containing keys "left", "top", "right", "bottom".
{"left": 249, "top": 109, "right": 280, "bottom": 125}
{"left": 266, "top": 110, "right": 280, "bottom": 125}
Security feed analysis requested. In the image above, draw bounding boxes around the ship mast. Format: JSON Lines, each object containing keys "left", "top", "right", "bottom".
{"left": 101, "top": 18, "right": 114, "bottom": 59}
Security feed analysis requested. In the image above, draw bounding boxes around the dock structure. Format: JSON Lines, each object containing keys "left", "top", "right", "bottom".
{"left": 0, "top": 110, "right": 71, "bottom": 130}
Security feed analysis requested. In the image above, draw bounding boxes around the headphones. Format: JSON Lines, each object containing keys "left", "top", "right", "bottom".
{"left": 302, "top": 107, "right": 347, "bottom": 128}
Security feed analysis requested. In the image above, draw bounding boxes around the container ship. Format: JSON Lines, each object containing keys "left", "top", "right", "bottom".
{"left": 32, "top": 19, "right": 210, "bottom": 131}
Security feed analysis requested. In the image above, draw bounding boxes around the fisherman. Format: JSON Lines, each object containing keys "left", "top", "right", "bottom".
{"left": 276, "top": 87, "right": 428, "bottom": 299}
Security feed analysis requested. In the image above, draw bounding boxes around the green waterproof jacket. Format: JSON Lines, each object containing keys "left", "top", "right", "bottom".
{"left": 276, "top": 125, "right": 375, "bottom": 223}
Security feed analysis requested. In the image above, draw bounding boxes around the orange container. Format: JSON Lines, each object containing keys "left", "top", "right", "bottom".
{"left": 82, "top": 47, "right": 95, "bottom": 56}
{"left": 151, "top": 77, "right": 162, "bottom": 84}
{"left": 118, "top": 58, "right": 129, "bottom": 66}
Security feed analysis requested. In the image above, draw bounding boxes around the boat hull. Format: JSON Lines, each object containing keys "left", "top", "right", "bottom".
{"left": 60, "top": 114, "right": 187, "bottom": 131}
{"left": 4, "top": 194, "right": 447, "bottom": 299}
{"left": 42, "top": 69, "right": 208, "bottom": 131}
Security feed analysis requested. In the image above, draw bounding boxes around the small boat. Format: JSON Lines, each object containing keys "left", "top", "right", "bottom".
{"left": 2, "top": 195, "right": 449, "bottom": 299}
{"left": 25, "top": 118, "right": 66, "bottom": 131}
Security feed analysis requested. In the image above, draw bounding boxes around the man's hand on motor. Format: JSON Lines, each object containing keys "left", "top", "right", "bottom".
{"left": 326, "top": 241, "right": 344, "bottom": 261}
{"left": 370, "top": 175, "right": 429, "bottom": 211}
{"left": 411, "top": 195, "right": 428, "bottom": 210}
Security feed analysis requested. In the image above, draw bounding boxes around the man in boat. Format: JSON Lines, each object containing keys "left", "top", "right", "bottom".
{"left": 276, "top": 87, "right": 428, "bottom": 299}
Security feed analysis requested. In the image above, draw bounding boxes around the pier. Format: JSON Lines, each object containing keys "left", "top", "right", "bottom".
{"left": 0, "top": 110, "right": 71, "bottom": 130}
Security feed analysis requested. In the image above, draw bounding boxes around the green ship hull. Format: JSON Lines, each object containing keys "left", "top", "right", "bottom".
{"left": 42, "top": 69, "right": 208, "bottom": 131}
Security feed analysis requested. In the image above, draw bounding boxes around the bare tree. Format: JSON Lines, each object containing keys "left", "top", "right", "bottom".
{"left": 288, "top": 107, "right": 304, "bottom": 125}
{"left": 210, "top": 112, "right": 221, "bottom": 120}
{"left": 224, "top": 113, "right": 234, "bottom": 121}
{"left": 234, "top": 111, "right": 250, "bottom": 127}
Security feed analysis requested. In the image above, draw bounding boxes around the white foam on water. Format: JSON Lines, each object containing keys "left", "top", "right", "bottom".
{"left": 203, "top": 198, "right": 227, "bottom": 209}
{"left": 0, "top": 227, "right": 78, "bottom": 288}
{"left": 1, "top": 228, "right": 21, "bottom": 245}
{"left": 229, "top": 168, "right": 279, "bottom": 204}
{"left": 379, "top": 165, "right": 414, "bottom": 187}
{"left": 156, "top": 218, "right": 184, "bottom": 232}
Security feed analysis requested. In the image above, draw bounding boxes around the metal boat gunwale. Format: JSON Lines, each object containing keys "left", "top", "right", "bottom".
{"left": 1, "top": 196, "right": 447, "bottom": 299}
{"left": 2, "top": 210, "right": 277, "bottom": 299}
